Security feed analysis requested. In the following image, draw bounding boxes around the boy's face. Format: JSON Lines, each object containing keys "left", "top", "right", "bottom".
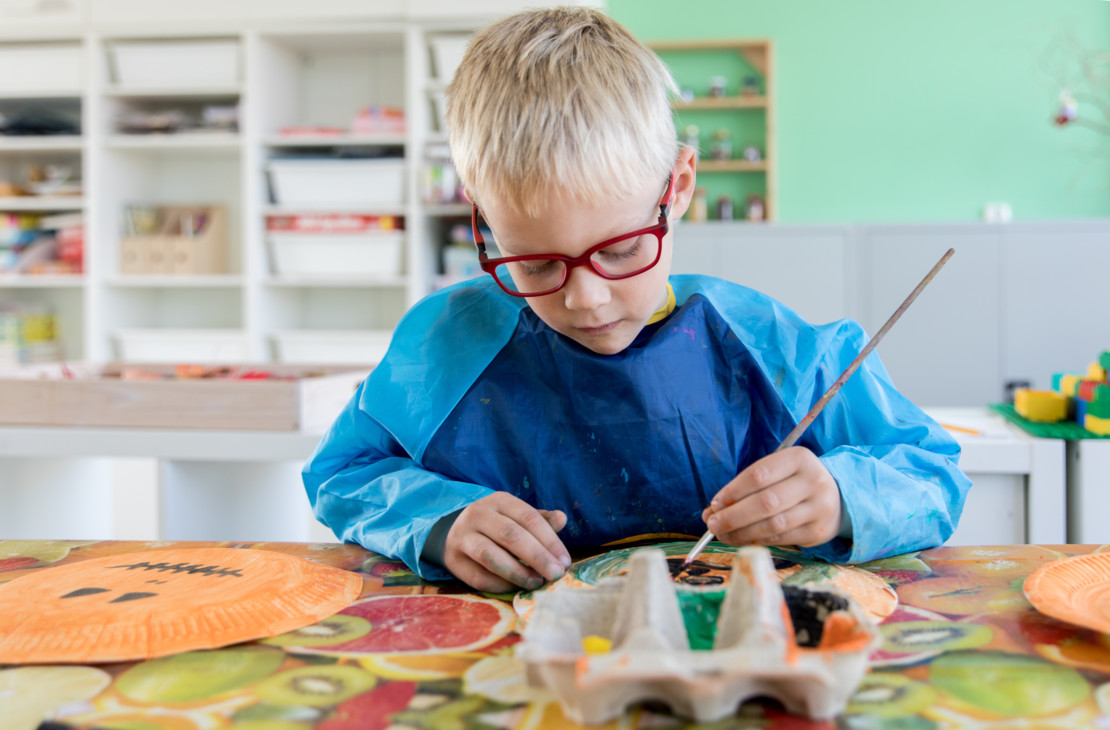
{"left": 479, "top": 177, "right": 675, "bottom": 356}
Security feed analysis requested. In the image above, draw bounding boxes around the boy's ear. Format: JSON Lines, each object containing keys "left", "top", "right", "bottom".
{"left": 668, "top": 145, "right": 698, "bottom": 220}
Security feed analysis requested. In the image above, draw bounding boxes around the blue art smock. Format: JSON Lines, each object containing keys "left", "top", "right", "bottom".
{"left": 303, "top": 274, "right": 971, "bottom": 580}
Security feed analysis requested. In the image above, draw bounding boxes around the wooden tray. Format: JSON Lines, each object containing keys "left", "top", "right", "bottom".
{"left": 0, "top": 362, "right": 367, "bottom": 431}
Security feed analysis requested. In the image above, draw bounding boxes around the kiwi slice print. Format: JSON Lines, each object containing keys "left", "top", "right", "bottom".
{"left": 844, "top": 673, "right": 938, "bottom": 717}
{"left": 253, "top": 665, "right": 376, "bottom": 707}
{"left": 881, "top": 621, "right": 992, "bottom": 653}
{"left": 262, "top": 614, "right": 371, "bottom": 647}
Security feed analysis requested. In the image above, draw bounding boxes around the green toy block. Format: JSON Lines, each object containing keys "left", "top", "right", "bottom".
{"left": 1100, "top": 351, "right": 1110, "bottom": 371}
{"left": 1088, "top": 384, "right": 1110, "bottom": 419}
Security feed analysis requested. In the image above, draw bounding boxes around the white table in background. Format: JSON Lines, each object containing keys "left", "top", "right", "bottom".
{"left": 1066, "top": 440, "right": 1110, "bottom": 544}
{"left": 0, "top": 407, "right": 1068, "bottom": 547}
{"left": 0, "top": 427, "right": 329, "bottom": 543}
{"left": 926, "top": 407, "right": 1066, "bottom": 546}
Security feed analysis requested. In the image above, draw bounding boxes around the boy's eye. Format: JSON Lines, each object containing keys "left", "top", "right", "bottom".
{"left": 519, "top": 259, "right": 559, "bottom": 276}
{"left": 596, "top": 238, "right": 643, "bottom": 261}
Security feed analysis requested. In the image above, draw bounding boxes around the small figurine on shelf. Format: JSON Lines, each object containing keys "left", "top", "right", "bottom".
{"left": 716, "top": 195, "right": 733, "bottom": 221}
{"left": 745, "top": 194, "right": 766, "bottom": 222}
{"left": 682, "top": 124, "right": 700, "bottom": 153}
{"left": 688, "top": 187, "right": 708, "bottom": 222}
{"left": 708, "top": 75, "right": 727, "bottom": 98}
{"left": 742, "top": 145, "right": 762, "bottom": 163}
{"left": 742, "top": 75, "right": 761, "bottom": 97}
{"left": 709, "top": 128, "right": 732, "bottom": 161}
{"left": 680, "top": 87, "right": 695, "bottom": 104}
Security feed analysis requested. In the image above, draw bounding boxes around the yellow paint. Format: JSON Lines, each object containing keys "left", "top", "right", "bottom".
{"left": 1014, "top": 388, "right": 1068, "bottom": 422}
{"left": 582, "top": 635, "right": 612, "bottom": 655}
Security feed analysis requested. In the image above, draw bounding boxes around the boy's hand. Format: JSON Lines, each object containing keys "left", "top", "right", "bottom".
{"left": 444, "top": 492, "right": 572, "bottom": 593}
{"left": 703, "top": 446, "right": 842, "bottom": 549}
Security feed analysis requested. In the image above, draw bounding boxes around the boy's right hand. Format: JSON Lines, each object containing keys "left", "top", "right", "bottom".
{"left": 443, "top": 492, "right": 572, "bottom": 593}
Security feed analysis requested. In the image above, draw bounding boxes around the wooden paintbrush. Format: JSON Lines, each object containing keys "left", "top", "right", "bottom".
{"left": 680, "top": 248, "right": 955, "bottom": 569}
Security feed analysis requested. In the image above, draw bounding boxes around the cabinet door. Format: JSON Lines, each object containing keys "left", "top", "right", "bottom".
{"left": 859, "top": 227, "right": 1003, "bottom": 408}
{"left": 1001, "top": 224, "right": 1110, "bottom": 392}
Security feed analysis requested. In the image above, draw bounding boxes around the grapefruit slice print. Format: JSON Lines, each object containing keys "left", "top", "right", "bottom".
{"left": 284, "top": 594, "right": 517, "bottom": 656}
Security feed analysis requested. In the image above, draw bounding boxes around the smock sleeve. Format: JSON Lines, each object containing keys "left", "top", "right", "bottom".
{"left": 798, "top": 319, "right": 972, "bottom": 563}
{"left": 303, "top": 378, "right": 493, "bottom": 580}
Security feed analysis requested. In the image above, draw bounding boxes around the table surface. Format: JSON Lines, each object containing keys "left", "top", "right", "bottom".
{"left": 3, "top": 540, "right": 1110, "bottom": 728}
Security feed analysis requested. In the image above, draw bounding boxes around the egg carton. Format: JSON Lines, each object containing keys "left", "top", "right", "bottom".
{"left": 516, "top": 546, "right": 881, "bottom": 723}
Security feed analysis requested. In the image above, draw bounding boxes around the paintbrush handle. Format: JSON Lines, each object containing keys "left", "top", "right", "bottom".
{"left": 683, "top": 248, "right": 955, "bottom": 566}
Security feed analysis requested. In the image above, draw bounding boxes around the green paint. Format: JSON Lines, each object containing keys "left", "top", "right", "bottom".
{"left": 611, "top": 0, "right": 1110, "bottom": 222}
{"left": 677, "top": 589, "right": 726, "bottom": 650}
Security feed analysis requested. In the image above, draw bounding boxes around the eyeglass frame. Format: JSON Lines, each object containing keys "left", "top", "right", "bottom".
{"left": 471, "top": 172, "right": 676, "bottom": 298}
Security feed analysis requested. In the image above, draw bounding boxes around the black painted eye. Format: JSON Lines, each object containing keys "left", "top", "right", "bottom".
{"left": 61, "top": 587, "right": 111, "bottom": 598}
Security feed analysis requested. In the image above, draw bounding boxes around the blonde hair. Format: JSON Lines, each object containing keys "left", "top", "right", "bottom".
{"left": 446, "top": 6, "right": 679, "bottom": 216}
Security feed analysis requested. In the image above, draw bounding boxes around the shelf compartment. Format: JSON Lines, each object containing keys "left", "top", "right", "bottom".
{"left": 270, "top": 329, "right": 392, "bottom": 365}
{"left": 114, "top": 328, "right": 248, "bottom": 363}
{"left": 674, "top": 96, "right": 768, "bottom": 110}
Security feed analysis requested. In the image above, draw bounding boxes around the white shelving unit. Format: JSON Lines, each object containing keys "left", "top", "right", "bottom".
{"left": 0, "top": 2, "right": 598, "bottom": 366}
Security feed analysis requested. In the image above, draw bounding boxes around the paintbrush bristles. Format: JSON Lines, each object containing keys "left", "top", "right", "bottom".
{"left": 680, "top": 248, "right": 955, "bottom": 568}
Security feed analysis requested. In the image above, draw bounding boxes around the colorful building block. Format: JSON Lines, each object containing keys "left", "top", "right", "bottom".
{"left": 1088, "top": 385, "right": 1110, "bottom": 419}
{"left": 1056, "top": 375, "right": 1084, "bottom": 399}
{"left": 1015, "top": 388, "right": 1069, "bottom": 423}
{"left": 1100, "top": 351, "right": 1110, "bottom": 371}
{"left": 1085, "top": 413, "right": 1110, "bottom": 436}
{"left": 1087, "top": 361, "right": 1108, "bottom": 382}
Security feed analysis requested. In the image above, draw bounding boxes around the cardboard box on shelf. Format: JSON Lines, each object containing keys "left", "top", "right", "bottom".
{"left": 0, "top": 362, "right": 368, "bottom": 431}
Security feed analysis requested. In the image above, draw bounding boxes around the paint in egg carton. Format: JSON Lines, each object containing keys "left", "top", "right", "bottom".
{"left": 516, "top": 546, "right": 881, "bottom": 723}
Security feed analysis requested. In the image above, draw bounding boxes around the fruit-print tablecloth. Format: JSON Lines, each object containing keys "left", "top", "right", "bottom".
{"left": 2, "top": 539, "right": 1110, "bottom": 729}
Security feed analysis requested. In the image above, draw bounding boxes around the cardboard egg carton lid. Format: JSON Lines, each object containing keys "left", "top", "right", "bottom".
{"left": 517, "top": 546, "right": 881, "bottom": 724}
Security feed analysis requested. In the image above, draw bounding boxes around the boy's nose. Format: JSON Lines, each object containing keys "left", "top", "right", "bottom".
{"left": 561, "top": 266, "right": 611, "bottom": 311}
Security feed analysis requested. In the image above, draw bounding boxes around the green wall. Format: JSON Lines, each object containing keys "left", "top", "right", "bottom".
{"left": 610, "top": 0, "right": 1110, "bottom": 223}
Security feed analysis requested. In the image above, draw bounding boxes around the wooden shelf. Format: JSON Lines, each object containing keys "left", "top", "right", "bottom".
{"left": 696, "top": 159, "right": 768, "bottom": 173}
{"left": 674, "top": 95, "right": 767, "bottom": 110}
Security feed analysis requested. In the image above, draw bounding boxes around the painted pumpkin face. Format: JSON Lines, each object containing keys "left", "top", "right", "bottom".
{"left": 0, "top": 548, "right": 362, "bottom": 664}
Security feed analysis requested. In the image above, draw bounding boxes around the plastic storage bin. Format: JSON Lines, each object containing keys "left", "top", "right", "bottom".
{"left": 429, "top": 34, "right": 470, "bottom": 82}
{"left": 271, "top": 330, "right": 392, "bottom": 365}
{"left": 0, "top": 43, "right": 82, "bottom": 94}
{"left": 114, "top": 329, "right": 248, "bottom": 363}
{"left": 108, "top": 39, "right": 241, "bottom": 88}
{"left": 267, "top": 159, "right": 406, "bottom": 208}
{"left": 267, "top": 232, "right": 403, "bottom": 277}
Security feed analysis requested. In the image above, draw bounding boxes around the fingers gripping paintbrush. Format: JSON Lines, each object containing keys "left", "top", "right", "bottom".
{"left": 682, "top": 247, "right": 955, "bottom": 567}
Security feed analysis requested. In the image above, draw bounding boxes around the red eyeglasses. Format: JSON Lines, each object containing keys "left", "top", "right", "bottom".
{"left": 472, "top": 174, "right": 675, "bottom": 298}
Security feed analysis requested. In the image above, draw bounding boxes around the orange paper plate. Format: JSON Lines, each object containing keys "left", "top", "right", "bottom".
{"left": 1023, "top": 553, "right": 1110, "bottom": 634}
{"left": 0, "top": 547, "right": 364, "bottom": 664}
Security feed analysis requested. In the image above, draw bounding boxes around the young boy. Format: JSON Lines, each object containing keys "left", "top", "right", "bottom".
{"left": 303, "top": 6, "right": 970, "bottom": 594}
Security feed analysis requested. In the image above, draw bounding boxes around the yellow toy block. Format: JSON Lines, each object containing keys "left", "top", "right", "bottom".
{"left": 1015, "top": 388, "right": 1068, "bottom": 423}
{"left": 1087, "top": 361, "right": 1108, "bottom": 383}
{"left": 1085, "top": 413, "right": 1110, "bottom": 436}
{"left": 1058, "top": 375, "right": 1083, "bottom": 398}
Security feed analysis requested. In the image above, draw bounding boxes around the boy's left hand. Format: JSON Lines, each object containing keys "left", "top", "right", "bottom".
{"left": 703, "top": 446, "right": 842, "bottom": 548}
